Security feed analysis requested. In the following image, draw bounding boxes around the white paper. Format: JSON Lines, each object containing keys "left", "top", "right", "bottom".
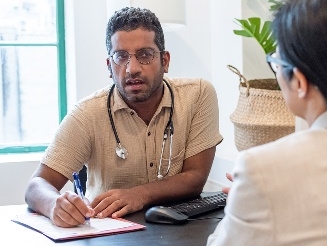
{"left": 12, "top": 213, "right": 145, "bottom": 240}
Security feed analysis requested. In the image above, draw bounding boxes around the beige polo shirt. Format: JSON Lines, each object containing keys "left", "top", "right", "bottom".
{"left": 42, "top": 77, "right": 223, "bottom": 201}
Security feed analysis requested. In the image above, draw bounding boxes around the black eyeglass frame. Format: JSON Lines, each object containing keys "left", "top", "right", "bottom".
{"left": 109, "top": 48, "right": 164, "bottom": 66}
{"left": 266, "top": 52, "right": 294, "bottom": 74}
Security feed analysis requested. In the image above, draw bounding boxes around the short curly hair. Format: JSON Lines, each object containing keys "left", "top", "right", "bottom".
{"left": 106, "top": 7, "right": 165, "bottom": 55}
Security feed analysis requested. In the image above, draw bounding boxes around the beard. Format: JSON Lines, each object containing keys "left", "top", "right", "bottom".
{"left": 112, "top": 69, "right": 165, "bottom": 103}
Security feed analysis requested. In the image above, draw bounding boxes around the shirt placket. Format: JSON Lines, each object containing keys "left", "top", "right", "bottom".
{"left": 145, "top": 121, "right": 158, "bottom": 182}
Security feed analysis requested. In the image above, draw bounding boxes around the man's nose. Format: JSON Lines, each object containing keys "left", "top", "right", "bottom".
{"left": 125, "top": 54, "right": 142, "bottom": 74}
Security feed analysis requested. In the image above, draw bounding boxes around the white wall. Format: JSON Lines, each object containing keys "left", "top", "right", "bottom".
{"left": 0, "top": 155, "right": 40, "bottom": 206}
{"left": 0, "top": 153, "right": 73, "bottom": 205}
{"left": 0, "top": 0, "right": 273, "bottom": 205}
{"left": 65, "top": 0, "right": 109, "bottom": 109}
{"left": 242, "top": 0, "right": 275, "bottom": 79}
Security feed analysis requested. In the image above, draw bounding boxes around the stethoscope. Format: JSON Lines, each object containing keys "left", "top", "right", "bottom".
{"left": 107, "top": 79, "right": 174, "bottom": 179}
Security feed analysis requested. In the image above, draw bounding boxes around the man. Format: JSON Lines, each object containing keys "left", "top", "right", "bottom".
{"left": 25, "top": 7, "right": 222, "bottom": 228}
{"left": 207, "top": 0, "right": 327, "bottom": 245}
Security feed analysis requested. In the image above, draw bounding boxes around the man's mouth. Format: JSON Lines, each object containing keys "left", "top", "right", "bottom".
{"left": 126, "top": 79, "right": 144, "bottom": 85}
{"left": 126, "top": 79, "right": 145, "bottom": 90}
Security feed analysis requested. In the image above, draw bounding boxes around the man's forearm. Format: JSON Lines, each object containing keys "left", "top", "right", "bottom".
{"left": 25, "top": 177, "right": 60, "bottom": 218}
{"left": 135, "top": 171, "right": 206, "bottom": 207}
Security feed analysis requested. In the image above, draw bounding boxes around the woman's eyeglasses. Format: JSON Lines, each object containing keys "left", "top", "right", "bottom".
{"left": 266, "top": 52, "right": 294, "bottom": 74}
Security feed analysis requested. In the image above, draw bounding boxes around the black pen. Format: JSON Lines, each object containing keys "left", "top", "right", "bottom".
{"left": 72, "top": 172, "right": 90, "bottom": 226}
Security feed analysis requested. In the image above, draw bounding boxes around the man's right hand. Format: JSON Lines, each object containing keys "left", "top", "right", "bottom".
{"left": 50, "top": 191, "right": 95, "bottom": 228}
{"left": 25, "top": 165, "right": 95, "bottom": 228}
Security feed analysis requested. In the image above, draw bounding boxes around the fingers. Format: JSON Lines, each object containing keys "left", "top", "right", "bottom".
{"left": 112, "top": 206, "right": 130, "bottom": 219}
{"left": 221, "top": 173, "right": 233, "bottom": 195}
{"left": 95, "top": 197, "right": 128, "bottom": 218}
{"left": 51, "top": 191, "right": 94, "bottom": 227}
{"left": 68, "top": 192, "right": 94, "bottom": 218}
{"left": 91, "top": 190, "right": 143, "bottom": 219}
{"left": 52, "top": 205, "right": 80, "bottom": 227}
{"left": 222, "top": 186, "right": 230, "bottom": 195}
{"left": 226, "top": 173, "right": 233, "bottom": 182}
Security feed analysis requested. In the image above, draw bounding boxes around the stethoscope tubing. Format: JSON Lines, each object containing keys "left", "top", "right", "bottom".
{"left": 107, "top": 79, "right": 174, "bottom": 178}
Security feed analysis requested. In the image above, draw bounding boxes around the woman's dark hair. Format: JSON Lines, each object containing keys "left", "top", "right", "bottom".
{"left": 272, "top": 0, "right": 327, "bottom": 100}
{"left": 105, "top": 7, "right": 165, "bottom": 55}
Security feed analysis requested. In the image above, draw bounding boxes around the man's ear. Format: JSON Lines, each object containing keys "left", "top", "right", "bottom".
{"left": 162, "top": 51, "right": 170, "bottom": 73}
{"left": 293, "top": 68, "right": 308, "bottom": 98}
{"left": 106, "top": 58, "right": 112, "bottom": 78}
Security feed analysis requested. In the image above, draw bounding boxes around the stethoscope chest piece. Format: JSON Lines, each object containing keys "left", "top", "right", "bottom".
{"left": 116, "top": 143, "right": 128, "bottom": 159}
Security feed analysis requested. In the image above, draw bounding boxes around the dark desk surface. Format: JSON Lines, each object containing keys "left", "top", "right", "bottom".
{"left": 1, "top": 204, "right": 224, "bottom": 246}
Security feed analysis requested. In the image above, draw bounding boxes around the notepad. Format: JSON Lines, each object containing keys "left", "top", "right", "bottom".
{"left": 12, "top": 213, "right": 146, "bottom": 241}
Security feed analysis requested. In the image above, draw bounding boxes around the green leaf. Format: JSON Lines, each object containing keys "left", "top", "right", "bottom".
{"left": 268, "top": 0, "right": 284, "bottom": 12}
{"left": 233, "top": 17, "right": 277, "bottom": 54}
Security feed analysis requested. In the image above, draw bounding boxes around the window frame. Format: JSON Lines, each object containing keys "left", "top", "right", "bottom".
{"left": 0, "top": 0, "right": 67, "bottom": 154}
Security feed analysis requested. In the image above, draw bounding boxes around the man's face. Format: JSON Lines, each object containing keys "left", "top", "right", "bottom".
{"left": 108, "top": 28, "right": 170, "bottom": 104}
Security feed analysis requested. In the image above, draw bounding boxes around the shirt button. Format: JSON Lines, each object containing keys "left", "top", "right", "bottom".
{"left": 150, "top": 162, "right": 154, "bottom": 167}
{"left": 130, "top": 111, "right": 134, "bottom": 115}
{"left": 148, "top": 132, "right": 151, "bottom": 136}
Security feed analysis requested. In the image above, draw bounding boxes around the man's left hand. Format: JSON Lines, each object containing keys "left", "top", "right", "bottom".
{"left": 90, "top": 187, "right": 147, "bottom": 218}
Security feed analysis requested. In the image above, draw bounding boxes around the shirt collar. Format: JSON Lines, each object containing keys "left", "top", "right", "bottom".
{"left": 111, "top": 84, "right": 128, "bottom": 112}
{"left": 161, "top": 78, "right": 173, "bottom": 108}
{"left": 311, "top": 111, "right": 327, "bottom": 129}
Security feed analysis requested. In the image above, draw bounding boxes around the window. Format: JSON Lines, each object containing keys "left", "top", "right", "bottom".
{"left": 0, "top": 0, "right": 66, "bottom": 154}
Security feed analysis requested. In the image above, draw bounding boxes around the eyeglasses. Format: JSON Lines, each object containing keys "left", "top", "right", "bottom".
{"left": 109, "top": 48, "right": 163, "bottom": 66}
{"left": 266, "top": 52, "right": 294, "bottom": 74}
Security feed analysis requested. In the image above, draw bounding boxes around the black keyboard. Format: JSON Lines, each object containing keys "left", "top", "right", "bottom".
{"left": 168, "top": 191, "right": 227, "bottom": 217}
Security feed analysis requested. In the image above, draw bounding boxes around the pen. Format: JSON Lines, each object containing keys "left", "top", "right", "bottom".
{"left": 72, "top": 172, "right": 90, "bottom": 226}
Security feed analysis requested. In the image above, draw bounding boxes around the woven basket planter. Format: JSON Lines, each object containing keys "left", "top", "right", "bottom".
{"left": 228, "top": 65, "right": 295, "bottom": 151}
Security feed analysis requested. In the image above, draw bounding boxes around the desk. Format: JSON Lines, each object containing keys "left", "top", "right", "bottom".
{"left": 1, "top": 204, "right": 224, "bottom": 246}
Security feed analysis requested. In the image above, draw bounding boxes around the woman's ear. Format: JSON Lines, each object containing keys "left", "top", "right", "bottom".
{"left": 293, "top": 68, "right": 309, "bottom": 98}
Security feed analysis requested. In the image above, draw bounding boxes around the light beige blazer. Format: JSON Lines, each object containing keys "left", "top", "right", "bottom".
{"left": 207, "top": 112, "right": 327, "bottom": 246}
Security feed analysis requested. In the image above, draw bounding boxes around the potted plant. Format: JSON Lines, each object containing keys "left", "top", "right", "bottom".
{"left": 228, "top": 0, "right": 295, "bottom": 151}
{"left": 233, "top": 0, "right": 283, "bottom": 55}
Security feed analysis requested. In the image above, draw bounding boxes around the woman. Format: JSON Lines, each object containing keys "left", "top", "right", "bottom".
{"left": 207, "top": 0, "right": 327, "bottom": 245}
